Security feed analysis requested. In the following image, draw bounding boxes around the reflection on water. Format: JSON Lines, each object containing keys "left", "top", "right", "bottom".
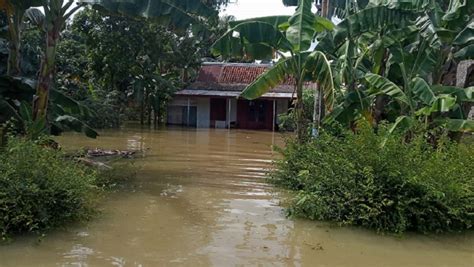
{"left": 0, "top": 126, "right": 473, "bottom": 267}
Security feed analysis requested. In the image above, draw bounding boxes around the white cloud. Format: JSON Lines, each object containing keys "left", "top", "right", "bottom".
{"left": 221, "top": 0, "right": 295, "bottom": 19}
{"left": 69, "top": 0, "right": 296, "bottom": 20}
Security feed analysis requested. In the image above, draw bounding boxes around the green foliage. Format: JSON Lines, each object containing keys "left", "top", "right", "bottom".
{"left": 278, "top": 89, "right": 315, "bottom": 131}
{"left": 79, "top": 0, "right": 227, "bottom": 30}
{"left": 0, "top": 138, "right": 99, "bottom": 239}
{"left": 0, "top": 75, "right": 98, "bottom": 139}
{"left": 64, "top": 8, "right": 210, "bottom": 127}
{"left": 272, "top": 122, "right": 474, "bottom": 233}
{"left": 319, "top": 0, "right": 474, "bottom": 138}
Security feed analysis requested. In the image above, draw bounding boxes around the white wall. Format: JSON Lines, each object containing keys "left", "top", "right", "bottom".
{"left": 168, "top": 97, "right": 291, "bottom": 128}
{"left": 169, "top": 97, "right": 196, "bottom": 106}
{"left": 196, "top": 98, "right": 210, "bottom": 128}
{"left": 167, "top": 96, "right": 211, "bottom": 127}
{"left": 227, "top": 98, "right": 237, "bottom": 125}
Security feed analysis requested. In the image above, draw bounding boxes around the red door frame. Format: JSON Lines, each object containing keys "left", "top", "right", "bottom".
{"left": 210, "top": 98, "right": 227, "bottom": 127}
{"left": 237, "top": 99, "right": 273, "bottom": 130}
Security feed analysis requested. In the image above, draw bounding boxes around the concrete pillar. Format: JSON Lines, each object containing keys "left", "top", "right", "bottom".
{"left": 187, "top": 98, "right": 190, "bottom": 126}
{"left": 228, "top": 98, "right": 231, "bottom": 129}
{"left": 273, "top": 99, "right": 276, "bottom": 132}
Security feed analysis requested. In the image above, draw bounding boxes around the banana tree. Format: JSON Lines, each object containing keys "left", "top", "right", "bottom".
{"left": 0, "top": 75, "right": 98, "bottom": 138}
{"left": 365, "top": 73, "right": 473, "bottom": 143}
{"left": 212, "top": 0, "right": 335, "bottom": 142}
{"left": 0, "top": 0, "right": 44, "bottom": 75}
{"left": 32, "top": 0, "right": 85, "bottom": 121}
{"left": 322, "top": 0, "right": 474, "bottom": 137}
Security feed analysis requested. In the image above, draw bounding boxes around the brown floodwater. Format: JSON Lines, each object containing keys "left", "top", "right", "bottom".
{"left": 1, "top": 126, "right": 473, "bottom": 266}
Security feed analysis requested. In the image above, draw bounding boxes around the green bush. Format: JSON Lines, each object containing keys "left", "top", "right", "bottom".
{"left": 84, "top": 99, "right": 121, "bottom": 129}
{"left": 278, "top": 89, "right": 315, "bottom": 132}
{"left": 272, "top": 124, "right": 474, "bottom": 233}
{"left": 0, "top": 138, "right": 99, "bottom": 239}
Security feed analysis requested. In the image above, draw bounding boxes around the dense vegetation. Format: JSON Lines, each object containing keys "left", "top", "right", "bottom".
{"left": 212, "top": 0, "right": 473, "bottom": 233}
{"left": 0, "top": 0, "right": 472, "bottom": 237}
{"left": 0, "top": 138, "right": 98, "bottom": 240}
{"left": 272, "top": 123, "right": 473, "bottom": 233}
{"left": 0, "top": 0, "right": 227, "bottom": 238}
{"left": 0, "top": 0, "right": 230, "bottom": 135}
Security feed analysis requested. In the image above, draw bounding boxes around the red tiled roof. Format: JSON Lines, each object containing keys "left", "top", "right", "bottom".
{"left": 219, "top": 66, "right": 268, "bottom": 84}
{"left": 196, "top": 64, "right": 222, "bottom": 83}
{"left": 195, "top": 63, "right": 297, "bottom": 85}
{"left": 187, "top": 63, "right": 307, "bottom": 95}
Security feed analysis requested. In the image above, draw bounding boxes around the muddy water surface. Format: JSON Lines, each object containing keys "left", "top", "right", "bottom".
{"left": 1, "top": 126, "right": 473, "bottom": 266}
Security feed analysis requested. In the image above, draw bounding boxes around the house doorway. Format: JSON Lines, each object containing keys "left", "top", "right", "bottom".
{"left": 210, "top": 98, "right": 227, "bottom": 127}
{"left": 182, "top": 106, "right": 197, "bottom": 127}
{"left": 237, "top": 99, "right": 273, "bottom": 130}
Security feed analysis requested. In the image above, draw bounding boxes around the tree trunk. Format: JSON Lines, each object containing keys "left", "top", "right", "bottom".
{"left": 140, "top": 94, "right": 145, "bottom": 126}
{"left": 295, "top": 81, "right": 306, "bottom": 143}
{"left": 154, "top": 97, "right": 161, "bottom": 128}
{"left": 320, "top": 0, "right": 329, "bottom": 18}
{"left": 6, "top": 10, "right": 22, "bottom": 76}
{"left": 33, "top": 21, "right": 60, "bottom": 121}
{"left": 374, "top": 49, "right": 389, "bottom": 125}
{"left": 312, "top": 84, "right": 322, "bottom": 136}
{"left": 153, "top": 112, "right": 158, "bottom": 129}
{"left": 147, "top": 94, "right": 152, "bottom": 127}
{"left": 31, "top": 1, "right": 82, "bottom": 121}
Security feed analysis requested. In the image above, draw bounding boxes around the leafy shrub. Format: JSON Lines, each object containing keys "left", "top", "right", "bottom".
{"left": 84, "top": 98, "right": 121, "bottom": 129}
{"left": 0, "top": 138, "right": 99, "bottom": 239}
{"left": 272, "top": 123, "right": 474, "bottom": 233}
{"left": 278, "top": 89, "right": 315, "bottom": 131}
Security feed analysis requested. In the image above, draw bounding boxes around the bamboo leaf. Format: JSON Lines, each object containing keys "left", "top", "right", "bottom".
{"left": 454, "top": 44, "right": 474, "bottom": 60}
{"left": 79, "top": 0, "right": 219, "bottom": 29}
{"left": 212, "top": 21, "right": 291, "bottom": 60}
{"left": 303, "top": 51, "right": 335, "bottom": 111}
{"left": 434, "top": 118, "right": 474, "bottom": 132}
{"left": 333, "top": 6, "right": 413, "bottom": 48}
{"left": 314, "top": 15, "right": 334, "bottom": 32}
{"left": 411, "top": 77, "right": 436, "bottom": 105}
{"left": 365, "top": 73, "right": 410, "bottom": 106}
{"left": 431, "top": 85, "right": 473, "bottom": 102}
{"left": 453, "top": 21, "right": 474, "bottom": 46}
{"left": 241, "top": 57, "right": 294, "bottom": 100}
{"left": 286, "top": 0, "right": 315, "bottom": 52}
{"left": 382, "top": 115, "right": 414, "bottom": 147}
{"left": 55, "top": 115, "right": 99, "bottom": 138}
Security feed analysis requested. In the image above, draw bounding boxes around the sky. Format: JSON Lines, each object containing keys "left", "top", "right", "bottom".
{"left": 221, "top": 0, "right": 295, "bottom": 19}
{"left": 70, "top": 0, "right": 296, "bottom": 19}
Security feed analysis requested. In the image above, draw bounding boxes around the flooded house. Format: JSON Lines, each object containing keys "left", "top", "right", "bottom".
{"left": 166, "top": 62, "right": 295, "bottom": 130}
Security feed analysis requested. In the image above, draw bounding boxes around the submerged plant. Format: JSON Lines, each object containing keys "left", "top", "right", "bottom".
{"left": 272, "top": 122, "right": 474, "bottom": 233}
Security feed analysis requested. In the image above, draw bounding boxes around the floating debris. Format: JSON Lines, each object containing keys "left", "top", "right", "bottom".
{"left": 85, "top": 148, "right": 137, "bottom": 159}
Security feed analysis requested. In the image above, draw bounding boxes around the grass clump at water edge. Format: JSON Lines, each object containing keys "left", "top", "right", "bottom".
{"left": 271, "top": 124, "right": 474, "bottom": 234}
{"left": 0, "top": 137, "right": 136, "bottom": 241}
